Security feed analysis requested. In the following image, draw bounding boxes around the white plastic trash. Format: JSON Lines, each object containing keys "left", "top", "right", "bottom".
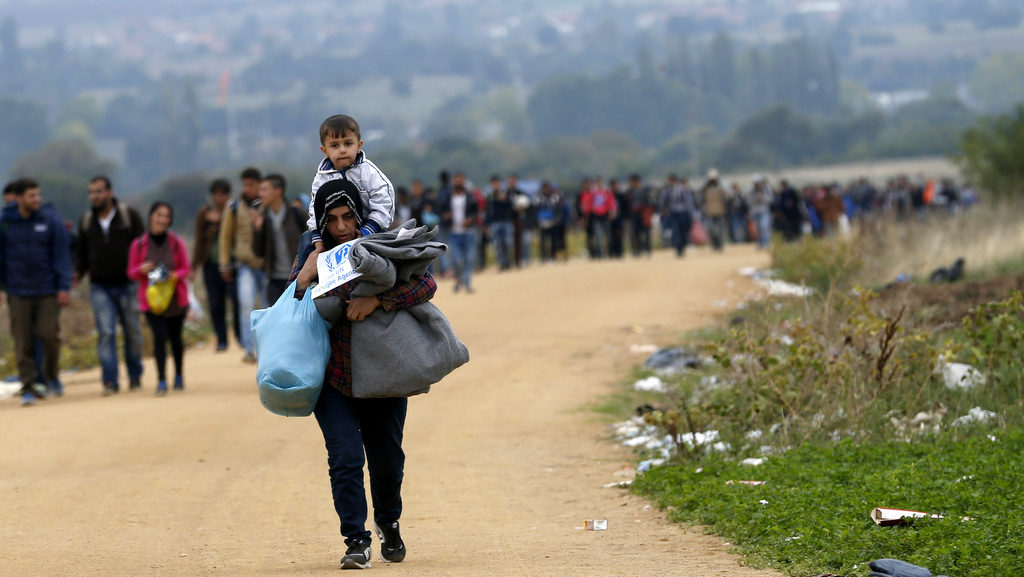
{"left": 934, "top": 355, "right": 986, "bottom": 390}
{"left": 633, "top": 376, "right": 666, "bottom": 392}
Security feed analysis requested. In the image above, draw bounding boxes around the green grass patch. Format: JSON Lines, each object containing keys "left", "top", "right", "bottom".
{"left": 632, "top": 430, "right": 1024, "bottom": 576}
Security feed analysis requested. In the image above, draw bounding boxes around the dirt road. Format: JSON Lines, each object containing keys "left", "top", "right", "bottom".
{"left": 1, "top": 245, "right": 780, "bottom": 576}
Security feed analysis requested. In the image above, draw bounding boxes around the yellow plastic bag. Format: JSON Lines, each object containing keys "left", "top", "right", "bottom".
{"left": 146, "top": 273, "right": 177, "bottom": 315}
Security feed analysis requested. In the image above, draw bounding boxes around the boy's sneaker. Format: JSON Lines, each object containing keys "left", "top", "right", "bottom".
{"left": 173, "top": 375, "right": 184, "bottom": 391}
{"left": 340, "top": 539, "right": 371, "bottom": 570}
{"left": 375, "top": 521, "right": 406, "bottom": 563}
{"left": 49, "top": 380, "right": 64, "bottom": 397}
{"left": 156, "top": 380, "right": 168, "bottom": 396}
{"left": 20, "top": 393, "right": 36, "bottom": 406}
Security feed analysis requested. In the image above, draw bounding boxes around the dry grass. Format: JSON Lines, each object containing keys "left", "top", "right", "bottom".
{"left": 1, "top": 284, "right": 212, "bottom": 379}
{"left": 858, "top": 201, "right": 1024, "bottom": 284}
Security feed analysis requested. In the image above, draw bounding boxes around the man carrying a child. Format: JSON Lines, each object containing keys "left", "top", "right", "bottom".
{"left": 292, "top": 178, "right": 436, "bottom": 570}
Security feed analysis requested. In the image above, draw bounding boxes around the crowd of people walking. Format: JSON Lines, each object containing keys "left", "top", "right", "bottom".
{"left": 1, "top": 165, "right": 975, "bottom": 407}
{"left": 393, "top": 168, "right": 975, "bottom": 272}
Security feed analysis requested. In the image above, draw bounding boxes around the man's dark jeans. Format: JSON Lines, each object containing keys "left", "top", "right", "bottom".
{"left": 314, "top": 384, "right": 407, "bottom": 545}
{"left": 203, "top": 261, "right": 234, "bottom": 349}
{"left": 666, "top": 211, "right": 693, "bottom": 256}
{"left": 266, "top": 279, "right": 289, "bottom": 306}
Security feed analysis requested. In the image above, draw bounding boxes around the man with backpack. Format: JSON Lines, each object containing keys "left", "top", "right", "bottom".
{"left": 218, "top": 167, "right": 265, "bottom": 364}
{"left": 252, "top": 174, "right": 305, "bottom": 305}
{"left": 74, "top": 175, "right": 146, "bottom": 396}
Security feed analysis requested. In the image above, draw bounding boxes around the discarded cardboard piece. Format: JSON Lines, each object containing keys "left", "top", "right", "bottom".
{"left": 871, "top": 507, "right": 943, "bottom": 526}
{"left": 583, "top": 519, "right": 608, "bottom": 531}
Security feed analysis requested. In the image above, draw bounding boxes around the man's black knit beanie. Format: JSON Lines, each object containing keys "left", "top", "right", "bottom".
{"left": 313, "top": 178, "right": 363, "bottom": 242}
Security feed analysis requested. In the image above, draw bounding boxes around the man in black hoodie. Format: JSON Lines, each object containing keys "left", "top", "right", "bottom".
{"left": 74, "top": 175, "right": 146, "bottom": 396}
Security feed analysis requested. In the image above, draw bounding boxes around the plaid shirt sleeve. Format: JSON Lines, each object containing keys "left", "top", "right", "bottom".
{"left": 288, "top": 254, "right": 308, "bottom": 298}
{"left": 375, "top": 272, "right": 437, "bottom": 311}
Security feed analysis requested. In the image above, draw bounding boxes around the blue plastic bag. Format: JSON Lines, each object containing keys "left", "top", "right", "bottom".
{"left": 250, "top": 280, "right": 331, "bottom": 416}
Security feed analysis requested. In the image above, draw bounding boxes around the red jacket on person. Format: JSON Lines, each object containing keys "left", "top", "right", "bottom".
{"left": 580, "top": 186, "right": 617, "bottom": 218}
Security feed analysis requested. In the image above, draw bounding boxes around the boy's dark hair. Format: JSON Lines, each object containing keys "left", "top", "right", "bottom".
{"left": 264, "top": 173, "right": 286, "bottom": 195}
{"left": 210, "top": 178, "right": 231, "bottom": 195}
{"left": 91, "top": 175, "right": 112, "bottom": 190}
{"left": 3, "top": 180, "right": 17, "bottom": 196}
{"left": 319, "top": 114, "right": 361, "bottom": 144}
{"left": 16, "top": 177, "right": 39, "bottom": 193}
{"left": 240, "top": 167, "right": 262, "bottom": 181}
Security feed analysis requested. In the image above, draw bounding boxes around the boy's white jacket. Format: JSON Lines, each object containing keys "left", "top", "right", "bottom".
{"left": 308, "top": 151, "right": 395, "bottom": 234}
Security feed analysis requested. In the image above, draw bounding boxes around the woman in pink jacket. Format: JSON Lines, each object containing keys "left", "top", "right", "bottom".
{"left": 127, "top": 201, "right": 191, "bottom": 395}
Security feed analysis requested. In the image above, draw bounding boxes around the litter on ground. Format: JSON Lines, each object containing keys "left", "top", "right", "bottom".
{"left": 934, "top": 354, "right": 986, "bottom": 390}
{"left": 0, "top": 381, "right": 21, "bottom": 400}
{"left": 642, "top": 347, "right": 702, "bottom": 373}
{"left": 633, "top": 376, "right": 667, "bottom": 392}
{"left": 952, "top": 407, "right": 998, "bottom": 427}
{"left": 756, "top": 278, "right": 814, "bottom": 298}
{"left": 871, "top": 507, "right": 943, "bottom": 526}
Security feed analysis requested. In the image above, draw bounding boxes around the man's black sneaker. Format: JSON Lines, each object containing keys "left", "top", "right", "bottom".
{"left": 340, "top": 540, "right": 371, "bottom": 570}
{"left": 375, "top": 521, "right": 406, "bottom": 563}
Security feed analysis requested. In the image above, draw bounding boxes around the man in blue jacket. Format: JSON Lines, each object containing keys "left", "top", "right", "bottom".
{"left": 0, "top": 178, "right": 73, "bottom": 406}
